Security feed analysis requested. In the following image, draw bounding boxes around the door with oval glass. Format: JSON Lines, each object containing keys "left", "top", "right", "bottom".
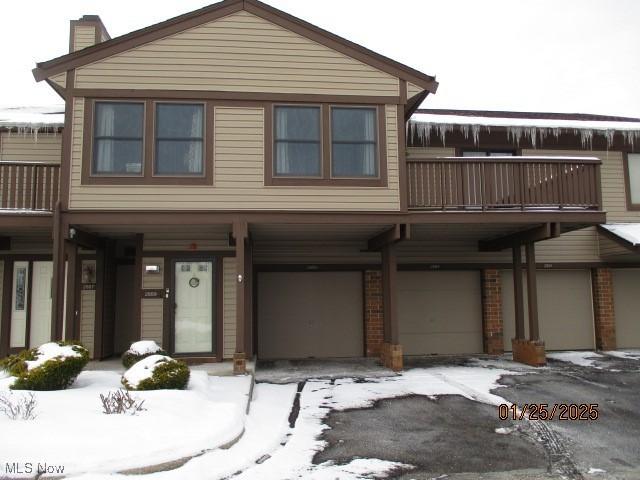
{"left": 173, "top": 260, "right": 214, "bottom": 354}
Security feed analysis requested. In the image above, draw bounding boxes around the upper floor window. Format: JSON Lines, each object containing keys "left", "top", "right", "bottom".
{"left": 331, "top": 107, "right": 378, "bottom": 178}
{"left": 155, "top": 103, "right": 204, "bottom": 175}
{"left": 93, "top": 102, "right": 144, "bottom": 175}
{"left": 274, "top": 106, "right": 321, "bottom": 177}
{"left": 626, "top": 153, "right": 640, "bottom": 207}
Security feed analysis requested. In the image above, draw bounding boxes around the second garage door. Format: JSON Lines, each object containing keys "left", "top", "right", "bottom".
{"left": 612, "top": 269, "right": 640, "bottom": 349}
{"left": 399, "top": 271, "right": 483, "bottom": 355}
{"left": 502, "top": 270, "right": 594, "bottom": 351}
{"left": 257, "top": 271, "right": 363, "bottom": 359}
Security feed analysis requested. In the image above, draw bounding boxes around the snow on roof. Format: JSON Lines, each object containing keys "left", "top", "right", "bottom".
{"left": 409, "top": 111, "right": 640, "bottom": 149}
{"left": 0, "top": 105, "right": 65, "bottom": 131}
{"left": 600, "top": 223, "right": 640, "bottom": 247}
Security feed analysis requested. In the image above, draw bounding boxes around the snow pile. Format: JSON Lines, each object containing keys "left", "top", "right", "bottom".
{"left": 547, "top": 351, "right": 605, "bottom": 367}
{"left": 25, "top": 342, "right": 83, "bottom": 370}
{"left": 0, "top": 370, "right": 250, "bottom": 475}
{"left": 600, "top": 223, "right": 640, "bottom": 246}
{"left": 127, "top": 340, "right": 163, "bottom": 356}
{"left": 122, "top": 354, "right": 171, "bottom": 389}
{"left": 0, "top": 105, "right": 64, "bottom": 134}
{"left": 409, "top": 113, "right": 640, "bottom": 149}
{"left": 604, "top": 350, "right": 640, "bottom": 360}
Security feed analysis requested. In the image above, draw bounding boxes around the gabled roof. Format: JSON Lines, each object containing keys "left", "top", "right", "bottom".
{"left": 33, "top": 0, "right": 438, "bottom": 93}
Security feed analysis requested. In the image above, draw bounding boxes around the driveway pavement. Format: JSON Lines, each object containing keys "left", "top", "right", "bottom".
{"left": 309, "top": 352, "right": 640, "bottom": 480}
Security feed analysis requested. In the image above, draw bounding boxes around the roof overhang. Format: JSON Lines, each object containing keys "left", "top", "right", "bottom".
{"left": 597, "top": 224, "right": 640, "bottom": 254}
{"left": 32, "top": 0, "right": 438, "bottom": 94}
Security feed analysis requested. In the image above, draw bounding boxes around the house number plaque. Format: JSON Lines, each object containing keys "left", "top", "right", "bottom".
{"left": 189, "top": 277, "right": 200, "bottom": 288}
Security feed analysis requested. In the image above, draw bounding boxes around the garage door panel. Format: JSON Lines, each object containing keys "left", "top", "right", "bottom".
{"left": 258, "top": 272, "right": 363, "bottom": 359}
{"left": 502, "top": 270, "right": 594, "bottom": 351}
{"left": 399, "top": 271, "right": 483, "bottom": 355}
{"left": 612, "top": 269, "right": 640, "bottom": 349}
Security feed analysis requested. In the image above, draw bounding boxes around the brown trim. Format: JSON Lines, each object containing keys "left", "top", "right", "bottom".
{"left": 512, "top": 247, "right": 525, "bottom": 340}
{"left": 399, "top": 79, "right": 407, "bottom": 105}
{"left": 479, "top": 223, "right": 560, "bottom": 252}
{"left": 265, "top": 103, "right": 388, "bottom": 187}
{"left": 81, "top": 99, "right": 214, "bottom": 186}
{"left": 525, "top": 243, "right": 539, "bottom": 341}
{"left": 72, "top": 89, "right": 401, "bottom": 105}
{"left": 51, "top": 202, "right": 65, "bottom": 340}
{"left": 133, "top": 234, "right": 143, "bottom": 339}
{"left": 94, "top": 245, "right": 105, "bottom": 358}
{"left": 622, "top": 152, "right": 640, "bottom": 211}
{"left": 216, "top": 257, "right": 224, "bottom": 361}
{"left": 59, "top": 70, "right": 75, "bottom": 210}
{"left": 0, "top": 258, "right": 13, "bottom": 357}
{"left": 233, "top": 221, "right": 247, "bottom": 355}
{"left": 34, "top": 0, "right": 437, "bottom": 92}
{"left": 24, "top": 261, "right": 34, "bottom": 349}
{"left": 244, "top": 239, "right": 254, "bottom": 356}
{"left": 64, "top": 241, "right": 78, "bottom": 340}
{"left": 398, "top": 103, "right": 408, "bottom": 212}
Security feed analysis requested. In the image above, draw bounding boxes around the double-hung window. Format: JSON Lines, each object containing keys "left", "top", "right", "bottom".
{"left": 331, "top": 107, "right": 378, "bottom": 177}
{"left": 274, "top": 106, "right": 321, "bottom": 176}
{"left": 155, "top": 103, "right": 204, "bottom": 175}
{"left": 92, "top": 102, "right": 144, "bottom": 175}
{"left": 626, "top": 153, "right": 640, "bottom": 207}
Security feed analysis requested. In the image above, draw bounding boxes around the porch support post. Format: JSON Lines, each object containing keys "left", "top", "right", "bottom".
{"left": 381, "top": 242, "right": 402, "bottom": 371}
{"left": 525, "top": 243, "right": 540, "bottom": 341}
{"left": 244, "top": 238, "right": 253, "bottom": 357}
{"left": 512, "top": 246, "right": 525, "bottom": 340}
{"left": 233, "top": 221, "right": 248, "bottom": 374}
{"left": 64, "top": 241, "right": 78, "bottom": 340}
{"left": 51, "top": 201, "right": 66, "bottom": 340}
{"left": 133, "top": 233, "right": 143, "bottom": 340}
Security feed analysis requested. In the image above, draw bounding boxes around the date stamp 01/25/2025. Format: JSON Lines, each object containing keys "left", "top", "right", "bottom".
{"left": 499, "top": 403, "right": 600, "bottom": 421}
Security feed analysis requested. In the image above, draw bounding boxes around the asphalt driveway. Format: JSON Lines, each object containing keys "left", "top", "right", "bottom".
{"left": 312, "top": 352, "right": 640, "bottom": 480}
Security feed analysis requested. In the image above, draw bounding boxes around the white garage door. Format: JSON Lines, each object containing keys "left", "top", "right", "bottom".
{"left": 502, "top": 270, "right": 594, "bottom": 351}
{"left": 399, "top": 271, "right": 483, "bottom": 355}
{"left": 612, "top": 269, "right": 640, "bottom": 349}
{"left": 258, "top": 272, "right": 363, "bottom": 359}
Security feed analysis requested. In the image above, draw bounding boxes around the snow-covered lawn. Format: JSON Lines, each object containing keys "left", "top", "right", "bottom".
{"left": 0, "top": 370, "right": 251, "bottom": 476}
{"left": 68, "top": 365, "right": 515, "bottom": 480}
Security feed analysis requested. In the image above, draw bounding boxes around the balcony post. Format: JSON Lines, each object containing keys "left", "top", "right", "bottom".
{"left": 525, "top": 243, "right": 540, "bottom": 341}
{"left": 512, "top": 246, "right": 525, "bottom": 340}
{"left": 50, "top": 201, "right": 66, "bottom": 340}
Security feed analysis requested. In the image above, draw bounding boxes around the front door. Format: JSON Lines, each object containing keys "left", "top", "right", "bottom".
{"left": 29, "top": 261, "right": 53, "bottom": 348}
{"left": 174, "top": 260, "right": 214, "bottom": 354}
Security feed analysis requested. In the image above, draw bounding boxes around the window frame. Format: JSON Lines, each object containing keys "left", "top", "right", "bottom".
{"left": 329, "top": 105, "right": 380, "bottom": 179}
{"left": 265, "top": 103, "right": 387, "bottom": 187}
{"left": 272, "top": 104, "right": 323, "bottom": 179}
{"left": 82, "top": 99, "right": 213, "bottom": 185}
{"left": 623, "top": 152, "right": 640, "bottom": 211}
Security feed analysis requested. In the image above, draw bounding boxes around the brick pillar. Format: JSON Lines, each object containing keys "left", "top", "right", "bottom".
{"left": 481, "top": 269, "right": 504, "bottom": 355}
{"left": 364, "top": 270, "right": 384, "bottom": 357}
{"left": 592, "top": 268, "right": 616, "bottom": 350}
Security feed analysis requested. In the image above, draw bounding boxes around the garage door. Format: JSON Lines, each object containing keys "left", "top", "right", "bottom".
{"left": 612, "top": 269, "right": 640, "bottom": 348}
{"left": 399, "top": 271, "right": 483, "bottom": 355}
{"left": 258, "top": 272, "right": 363, "bottom": 359}
{"left": 502, "top": 270, "right": 594, "bottom": 351}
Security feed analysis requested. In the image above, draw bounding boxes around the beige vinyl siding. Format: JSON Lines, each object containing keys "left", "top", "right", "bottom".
{"left": 49, "top": 73, "right": 67, "bottom": 89}
{"left": 407, "top": 82, "right": 423, "bottom": 99}
{"left": 142, "top": 257, "right": 164, "bottom": 289}
{"left": 141, "top": 298, "right": 164, "bottom": 347}
{"left": 0, "top": 132, "right": 62, "bottom": 163}
{"left": 599, "top": 234, "right": 629, "bottom": 258}
{"left": 73, "top": 25, "right": 97, "bottom": 52}
{"left": 143, "top": 231, "right": 232, "bottom": 252}
{"left": 223, "top": 257, "right": 236, "bottom": 359}
{"left": 80, "top": 289, "right": 95, "bottom": 358}
{"left": 75, "top": 10, "right": 399, "bottom": 96}
{"left": 407, "top": 146, "right": 455, "bottom": 159}
{"left": 69, "top": 102, "right": 401, "bottom": 211}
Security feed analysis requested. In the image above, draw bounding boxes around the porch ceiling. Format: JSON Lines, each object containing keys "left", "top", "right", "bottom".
{"left": 249, "top": 224, "right": 393, "bottom": 242}
{"left": 409, "top": 223, "right": 556, "bottom": 243}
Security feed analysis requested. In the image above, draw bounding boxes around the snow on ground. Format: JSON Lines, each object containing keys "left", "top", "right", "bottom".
{"left": 0, "top": 370, "right": 250, "bottom": 476}
{"left": 604, "top": 350, "right": 640, "bottom": 360}
{"left": 547, "top": 351, "right": 605, "bottom": 367}
{"left": 69, "top": 365, "right": 514, "bottom": 480}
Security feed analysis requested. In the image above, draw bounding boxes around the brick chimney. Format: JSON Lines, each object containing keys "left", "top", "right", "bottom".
{"left": 69, "top": 15, "right": 111, "bottom": 53}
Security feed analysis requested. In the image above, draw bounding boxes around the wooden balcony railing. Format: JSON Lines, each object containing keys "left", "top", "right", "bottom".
{"left": 407, "top": 156, "right": 602, "bottom": 211}
{"left": 0, "top": 162, "right": 61, "bottom": 211}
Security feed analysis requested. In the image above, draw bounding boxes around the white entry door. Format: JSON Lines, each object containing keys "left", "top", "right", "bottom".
{"left": 174, "top": 261, "right": 214, "bottom": 354}
{"left": 30, "top": 261, "right": 53, "bottom": 348}
{"left": 10, "top": 261, "right": 29, "bottom": 349}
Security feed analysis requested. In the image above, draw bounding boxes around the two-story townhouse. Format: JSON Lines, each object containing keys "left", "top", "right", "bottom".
{"left": 0, "top": 0, "right": 636, "bottom": 372}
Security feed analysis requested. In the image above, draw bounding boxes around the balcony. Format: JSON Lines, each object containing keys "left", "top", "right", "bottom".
{"left": 0, "top": 161, "right": 60, "bottom": 211}
{"left": 407, "top": 156, "right": 602, "bottom": 211}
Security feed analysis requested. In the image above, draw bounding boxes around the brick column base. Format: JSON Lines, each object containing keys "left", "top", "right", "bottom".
{"left": 233, "top": 353, "right": 247, "bottom": 375}
{"left": 380, "top": 342, "right": 403, "bottom": 371}
{"left": 592, "top": 268, "right": 616, "bottom": 350}
{"left": 512, "top": 339, "right": 546, "bottom": 367}
{"left": 481, "top": 269, "right": 504, "bottom": 355}
{"left": 364, "top": 270, "right": 384, "bottom": 357}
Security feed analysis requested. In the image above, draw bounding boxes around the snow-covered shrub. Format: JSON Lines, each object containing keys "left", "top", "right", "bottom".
{"left": 0, "top": 392, "right": 37, "bottom": 420}
{"left": 100, "top": 389, "right": 145, "bottom": 415}
{"left": 122, "top": 355, "right": 190, "bottom": 391}
{"left": 121, "top": 340, "right": 167, "bottom": 369}
{"left": 2, "top": 341, "right": 89, "bottom": 391}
